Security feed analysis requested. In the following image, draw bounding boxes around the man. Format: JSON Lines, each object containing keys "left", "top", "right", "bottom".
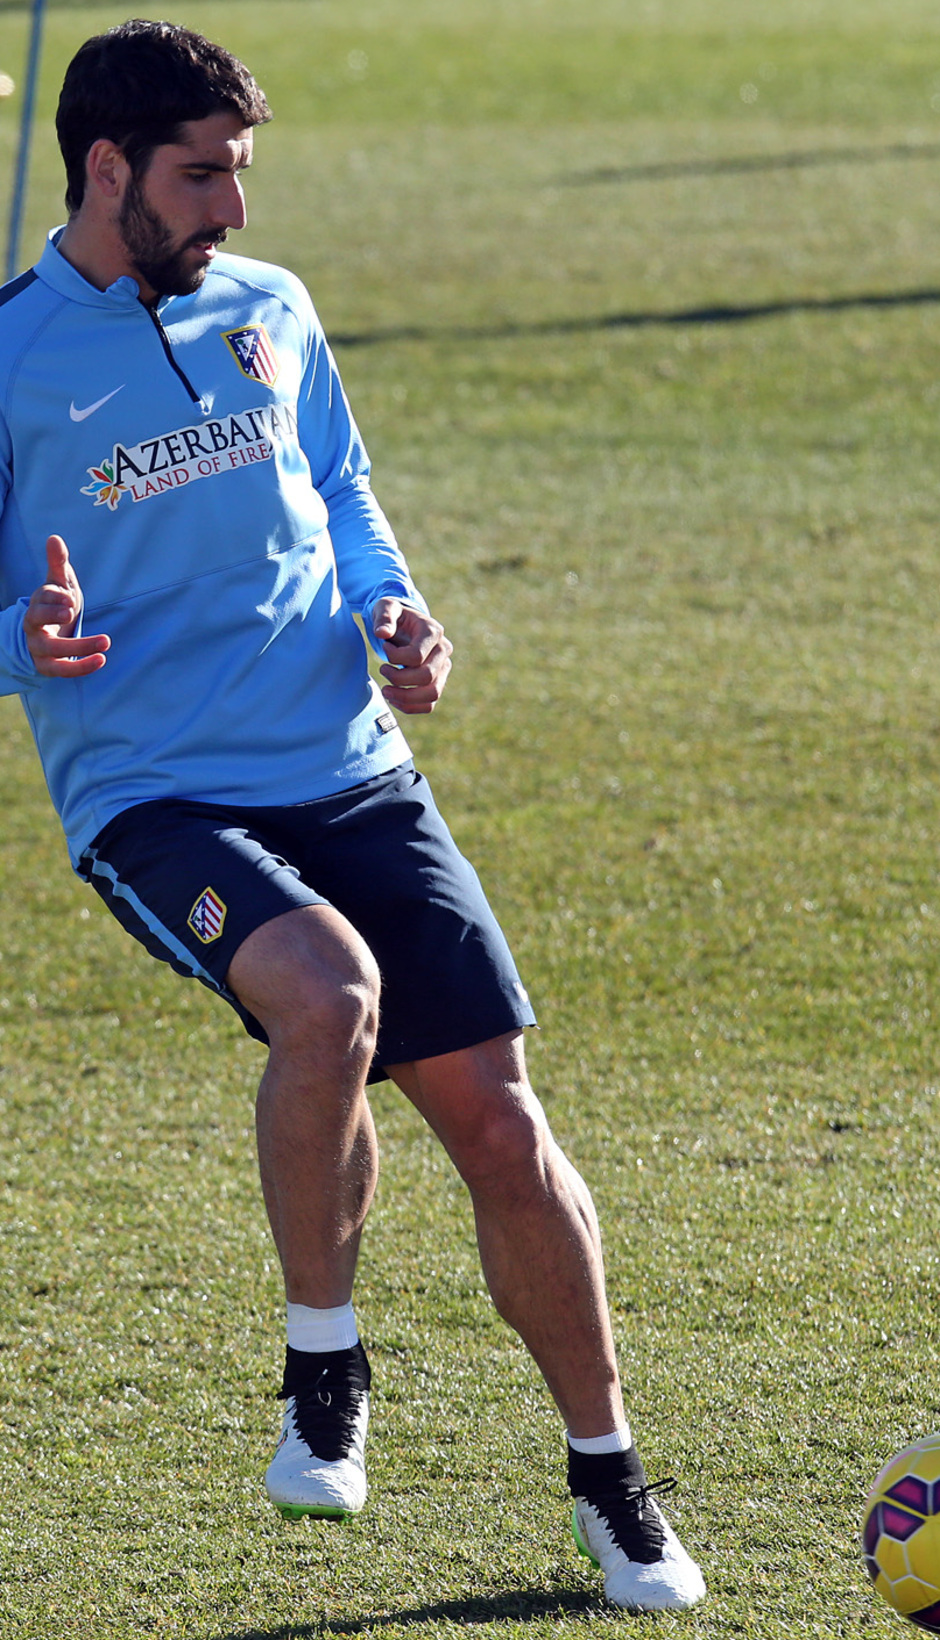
{"left": 0, "top": 20, "right": 704, "bottom": 1614}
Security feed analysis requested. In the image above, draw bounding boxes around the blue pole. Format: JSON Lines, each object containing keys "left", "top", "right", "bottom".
{"left": 6, "top": 0, "right": 47, "bottom": 283}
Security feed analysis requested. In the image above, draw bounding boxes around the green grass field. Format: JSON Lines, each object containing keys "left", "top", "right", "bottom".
{"left": 3, "top": 0, "right": 940, "bottom": 1633}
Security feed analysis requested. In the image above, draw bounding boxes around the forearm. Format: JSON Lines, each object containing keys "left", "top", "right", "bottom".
{"left": 328, "top": 476, "right": 429, "bottom": 653}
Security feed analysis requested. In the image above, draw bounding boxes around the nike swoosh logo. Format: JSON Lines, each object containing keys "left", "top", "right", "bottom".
{"left": 70, "top": 385, "right": 125, "bottom": 422}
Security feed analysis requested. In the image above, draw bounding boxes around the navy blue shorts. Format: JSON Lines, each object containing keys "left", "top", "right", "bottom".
{"left": 78, "top": 763, "right": 535, "bottom": 1081}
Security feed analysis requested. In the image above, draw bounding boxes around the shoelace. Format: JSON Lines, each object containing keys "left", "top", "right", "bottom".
{"left": 584, "top": 1476, "right": 677, "bottom": 1565}
{"left": 289, "top": 1365, "right": 367, "bottom": 1463}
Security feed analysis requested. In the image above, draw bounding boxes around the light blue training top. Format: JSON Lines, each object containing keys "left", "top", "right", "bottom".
{"left": 0, "top": 233, "right": 425, "bottom": 863}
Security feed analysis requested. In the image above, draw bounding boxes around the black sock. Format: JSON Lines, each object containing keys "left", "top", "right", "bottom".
{"left": 567, "top": 1442, "right": 649, "bottom": 1499}
{"left": 279, "top": 1340, "right": 371, "bottom": 1401}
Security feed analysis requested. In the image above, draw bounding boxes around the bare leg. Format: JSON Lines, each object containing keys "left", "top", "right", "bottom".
{"left": 388, "top": 1031, "right": 625, "bottom": 1438}
{"left": 226, "top": 904, "right": 380, "bottom": 1306}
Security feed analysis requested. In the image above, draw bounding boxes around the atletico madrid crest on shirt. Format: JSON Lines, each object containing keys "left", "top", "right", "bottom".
{"left": 187, "top": 886, "right": 227, "bottom": 944}
{"left": 222, "top": 323, "right": 280, "bottom": 386}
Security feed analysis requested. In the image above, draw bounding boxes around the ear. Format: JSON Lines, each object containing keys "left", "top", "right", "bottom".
{"left": 84, "top": 137, "right": 131, "bottom": 202}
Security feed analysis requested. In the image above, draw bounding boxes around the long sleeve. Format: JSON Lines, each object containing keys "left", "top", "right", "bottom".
{"left": 0, "top": 598, "right": 38, "bottom": 694}
{"left": 0, "top": 405, "right": 39, "bottom": 695}
{"left": 293, "top": 303, "right": 429, "bottom": 651}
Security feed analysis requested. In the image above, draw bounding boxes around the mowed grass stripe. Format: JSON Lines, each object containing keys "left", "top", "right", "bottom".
{"left": 2, "top": 1, "right": 940, "bottom": 1634}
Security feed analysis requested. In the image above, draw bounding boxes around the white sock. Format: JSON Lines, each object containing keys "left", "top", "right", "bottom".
{"left": 567, "top": 1425, "right": 633, "bottom": 1455}
{"left": 286, "top": 1301, "right": 359, "bottom": 1353}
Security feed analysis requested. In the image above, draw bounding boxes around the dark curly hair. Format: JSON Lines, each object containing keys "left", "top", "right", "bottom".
{"left": 56, "top": 19, "right": 271, "bottom": 213}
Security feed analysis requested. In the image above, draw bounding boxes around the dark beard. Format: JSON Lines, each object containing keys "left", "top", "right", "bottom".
{"left": 118, "top": 176, "right": 225, "bottom": 298}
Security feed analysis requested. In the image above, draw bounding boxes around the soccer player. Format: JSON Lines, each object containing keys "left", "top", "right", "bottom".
{"left": 0, "top": 20, "right": 704, "bottom": 1613}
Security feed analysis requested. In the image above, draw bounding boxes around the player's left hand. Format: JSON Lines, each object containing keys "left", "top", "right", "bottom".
{"left": 372, "top": 598, "right": 453, "bottom": 714}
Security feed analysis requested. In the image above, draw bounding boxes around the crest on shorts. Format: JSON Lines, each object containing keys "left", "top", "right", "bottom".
{"left": 222, "top": 323, "right": 280, "bottom": 386}
{"left": 188, "top": 886, "right": 227, "bottom": 944}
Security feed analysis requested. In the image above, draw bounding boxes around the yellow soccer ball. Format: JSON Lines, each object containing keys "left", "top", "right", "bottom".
{"left": 863, "top": 1436, "right": 940, "bottom": 1630}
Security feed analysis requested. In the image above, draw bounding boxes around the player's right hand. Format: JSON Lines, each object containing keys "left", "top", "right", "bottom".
{"left": 23, "top": 535, "right": 111, "bottom": 678}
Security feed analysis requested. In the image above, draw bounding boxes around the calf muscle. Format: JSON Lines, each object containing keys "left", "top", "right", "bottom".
{"left": 227, "top": 903, "right": 381, "bottom": 1307}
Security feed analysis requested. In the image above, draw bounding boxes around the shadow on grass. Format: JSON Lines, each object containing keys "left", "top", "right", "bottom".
{"left": 557, "top": 140, "right": 940, "bottom": 188}
{"left": 217, "top": 1587, "right": 600, "bottom": 1640}
{"left": 333, "top": 286, "right": 940, "bottom": 350}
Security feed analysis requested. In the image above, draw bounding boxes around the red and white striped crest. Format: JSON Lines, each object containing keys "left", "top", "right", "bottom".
{"left": 187, "top": 886, "right": 227, "bottom": 944}
{"left": 222, "top": 324, "right": 280, "bottom": 387}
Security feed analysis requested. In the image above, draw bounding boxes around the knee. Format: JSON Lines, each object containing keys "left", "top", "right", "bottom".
{"left": 229, "top": 907, "right": 381, "bottom": 1061}
{"left": 449, "top": 1088, "right": 553, "bottom": 1196}
{"left": 271, "top": 946, "right": 380, "bottom": 1059}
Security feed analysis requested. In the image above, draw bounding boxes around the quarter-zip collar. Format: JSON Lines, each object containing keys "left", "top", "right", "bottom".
{"left": 37, "top": 228, "right": 207, "bottom": 410}
{"left": 37, "top": 228, "right": 147, "bottom": 310}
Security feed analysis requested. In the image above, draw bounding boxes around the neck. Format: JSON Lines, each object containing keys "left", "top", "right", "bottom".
{"left": 57, "top": 212, "right": 155, "bottom": 303}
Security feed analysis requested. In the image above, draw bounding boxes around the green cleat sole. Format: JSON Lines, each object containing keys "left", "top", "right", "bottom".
{"left": 276, "top": 1502, "right": 355, "bottom": 1521}
{"left": 571, "top": 1506, "right": 600, "bottom": 1566}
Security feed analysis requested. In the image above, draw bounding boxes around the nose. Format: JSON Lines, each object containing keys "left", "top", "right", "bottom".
{"left": 215, "top": 173, "right": 247, "bottom": 232}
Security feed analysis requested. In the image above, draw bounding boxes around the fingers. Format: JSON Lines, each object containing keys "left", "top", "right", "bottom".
{"left": 372, "top": 598, "right": 447, "bottom": 657}
{"left": 379, "top": 669, "right": 451, "bottom": 713}
{"left": 379, "top": 634, "right": 453, "bottom": 713}
{"left": 372, "top": 596, "right": 403, "bottom": 645}
{"left": 24, "top": 563, "right": 110, "bottom": 678}
{"left": 372, "top": 598, "right": 454, "bottom": 714}
{"left": 29, "top": 638, "right": 110, "bottom": 679}
{"left": 26, "top": 604, "right": 110, "bottom": 676}
{"left": 45, "top": 533, "right": 72, "bottom": 589}
{"left": 374, "top": 601, "right": 450, "bottom": 666}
